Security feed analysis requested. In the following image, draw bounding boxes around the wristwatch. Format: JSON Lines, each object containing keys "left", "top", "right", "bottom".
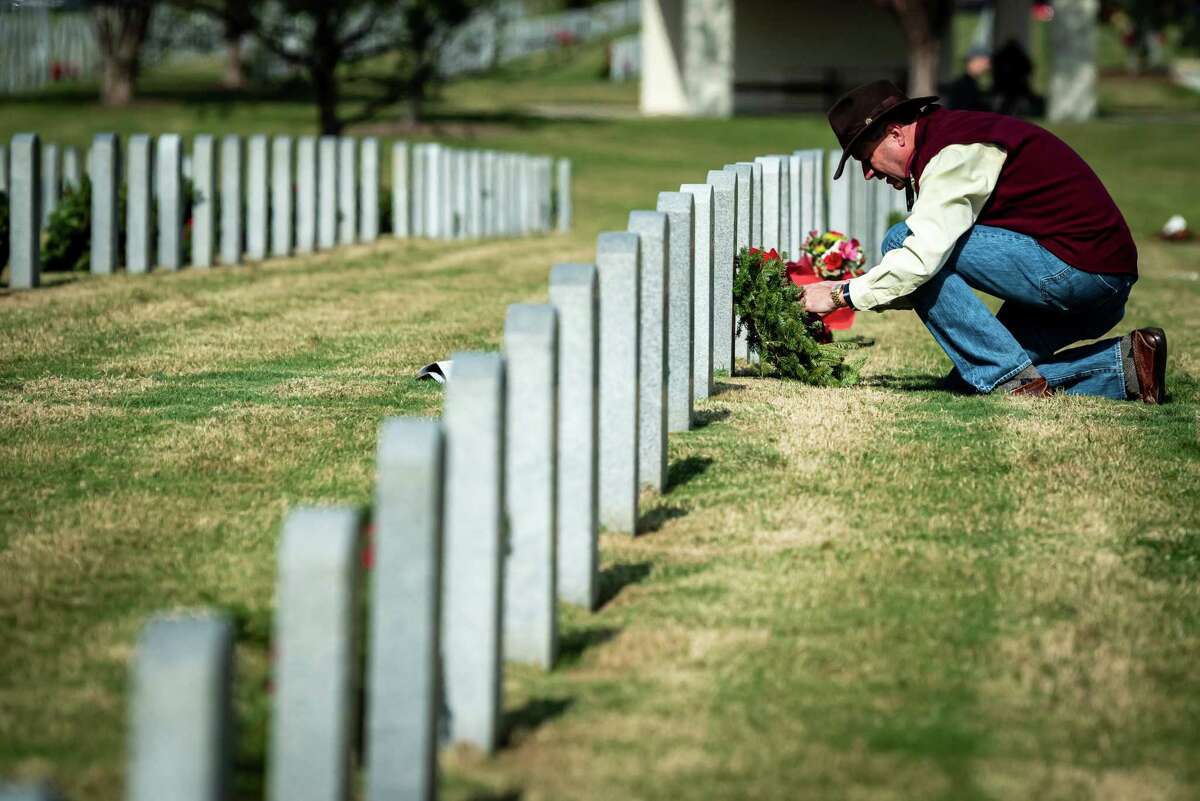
{"left": 830, "top": 282, "right": 855, "bottom": 310}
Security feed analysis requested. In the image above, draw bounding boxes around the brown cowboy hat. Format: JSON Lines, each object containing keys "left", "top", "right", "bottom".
{"left": 828, "top": 80, "right": 939, "bottom": 179}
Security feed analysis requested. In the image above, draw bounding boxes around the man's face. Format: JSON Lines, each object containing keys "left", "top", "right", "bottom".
{"left": 858, "top": 125, "right": 909, "bottom": 190}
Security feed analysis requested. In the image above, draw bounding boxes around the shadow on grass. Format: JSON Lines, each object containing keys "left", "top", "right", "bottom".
{"left": 666, "top": 455, "right": 713, "bottom": 492}
{"left": 1131, "top": 530, "right": 1200, "bottom": 583}
{"left": 711, "top": 380, "right": 747, "bottom": 395}
{"left": 691, "top": 408, "right": 730, "bottom": 429}
{"left": 1, "top": 272, "right": 86, "bottom": 295}
{"left": 558, "top": 626, "right": 619, "bottom": 665}
{"left": 637, "top": 504, "right": 687, "bottom": 536}
{"left": 466, "top": 791, "right": 523, "bottom": 801}
{"left": 503, "top": 697, "right": 574, "bottom": 745}
{"left": 860, "top": 372, "right": 957, "bottom": 393}
{"left": 597, "top": 561, "right": 652, "bottom": 608}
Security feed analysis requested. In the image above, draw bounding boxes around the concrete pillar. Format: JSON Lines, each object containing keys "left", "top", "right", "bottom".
{"left": 90, "top": 134, "right": 120, "bottom": 277}
{"left": 296, "top": 137, "right": 317, "bottom": 254}
{"left": 627, "top": 211, "right": 669, "bottom": 494}
{"left": 156, "top": 134, "right": 183, "bottom": 270}
{"left": 788, "top": 154, "right": 801, "bottom": 256}
{"left": 795, "top": 149, "right": 822, "bottom": 240}
{"left": 10, "top": 134, "right": 41, "bottom": 289}
{"left": 756, "top": 156, "right": 783, "bottom": 251}
{"left": 556, "top": 158, "right": 572, "bottom": 233}
{"left": 656, "top": 191, "right": 695, "bottom": 433}
{"left": 826, "top": 150, "right": 850, "bottom": 235}
{"left": 40, "top": 142, "right": 59, "bottom": 226}
{"left": 338, "top": 137, "right": 357, "bottom": 245}
{"left": 360, "top": 137, "right": 379, "bottom": 242}
{"left": 128, "top": 613, "right": 234, "bottom": 801}
{"left": 1048, "top": 0, "right": 1098, "bottom": 122}
{"left": 411, "top": 144, "right": 426, "bottom": 237}
{"left": 849, "top": 170, "right": 870, "bottom": 255}
{"left": 220, "top": 135, "right": 242, "bottom": 265}
{"left": 596, "top": 232, "right": 641, "bottom": 534}
{"left": 318, "top": 136, "right": 338, "bottom": 249}
{"left": 269, "top": 507, "right": 362, "bottom": 801}
{"left": 706, "top": 170, "right": 736, "bottom": 374}
{"left": 191, "top": 135, "right": 216, "bottom": 269}
{"left": 724, "top": 162, "right": 753, "bottom": 364}
{"left": 453, "top": 149, "right": 468, "bottom": 239}
{"left": 548, "top": 263, "right": 600, "bottom": 609}
{"left": 441, "top": 352, "right": 506, "bottom": 753}
{"left": 0, "top": 144, "right": 8, "bottom": 193}
{"left": 63, "top": 146, "right": 81, "bottom": 192}
{"left": 367, "top": 418, "right": 443, "bottom": 801}
{"left": 439, "top": 147, "right": 453, "bottom": 240}
{"left": 425, "top": 145, "right": 442, "bottom": 239}
{"left": 391, "top": 142, "right": 410, "bottom": 238}
{"left": 272, "top": 136, "right": 294, "bottom": 258}
{"left": 681, "top": 183, "right": 714, "bottom": 400}
{"left": 127, "top": 135, "right": 153, "bottom": 275}
{"left": 503, "top": 304, "right": 559, "bottom": 668}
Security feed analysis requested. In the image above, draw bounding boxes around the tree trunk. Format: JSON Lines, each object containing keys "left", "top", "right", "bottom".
{"left": 92, "top": 3, "right": 153, "bottom": 107}
{"left": 883, "top": 0, "right": 951, "bottom": 99}
{"left": 311, "top": 11, "right": 343, "bottom": 135}
{"left": 907, "top": 36, "right": 941, "bottom": 97}
{"left": 101, "top": 59, "right": 136, "bottom": 106}
{"left": 313, "top": 63, "right": 342, "bottom": 135}
{"left": 223, "top": 37, "right": 247, "bottom": 89}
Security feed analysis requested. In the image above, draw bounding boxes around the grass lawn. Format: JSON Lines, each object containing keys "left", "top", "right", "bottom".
{"left": 2, "top": 53, "right": 1200, "bottom": 800}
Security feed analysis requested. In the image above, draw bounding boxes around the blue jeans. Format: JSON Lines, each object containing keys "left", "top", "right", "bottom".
{"left": 882, "top": 222, "right": 1135, "bottom": 398}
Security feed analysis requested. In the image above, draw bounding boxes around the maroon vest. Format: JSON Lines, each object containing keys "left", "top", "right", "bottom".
{"left": 911, "top": 109, "right": 1137, "bottom": 276}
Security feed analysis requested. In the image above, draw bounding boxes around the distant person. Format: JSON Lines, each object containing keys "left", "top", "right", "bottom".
{"left": 945, "top": 45, "right": 992, "bottom": 112}
{"left": 991, "top": 39, "right": 1044, "bottom": 116}
{"left": 802, "top": 81, "right": 1166, "bottom": 403}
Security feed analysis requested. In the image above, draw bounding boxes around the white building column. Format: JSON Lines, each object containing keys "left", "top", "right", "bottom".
{"left": 640, "top": 0, "right": 733, "bottom": 117}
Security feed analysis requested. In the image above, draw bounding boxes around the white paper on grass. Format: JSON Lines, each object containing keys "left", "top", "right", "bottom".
{"left": 416, "top": 360, "right": 453, "bottom": 384}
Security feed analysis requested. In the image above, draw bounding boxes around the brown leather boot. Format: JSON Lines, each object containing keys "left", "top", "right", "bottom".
{"left": 1008, "top": 376, "right": 1052, "bottom": 398}
{"left": 1130, "top": 327, "right": 1167, "bottom": 404}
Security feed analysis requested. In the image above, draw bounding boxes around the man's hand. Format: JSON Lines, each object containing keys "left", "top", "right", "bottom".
{"left": 802, "top": 280, "right": 843, "bottom": 314}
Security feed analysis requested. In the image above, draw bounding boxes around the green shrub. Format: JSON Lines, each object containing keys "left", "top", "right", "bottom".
{"left": 42, "top": 178, "right": 92, "bottom": 273}
{"left": 733, "top": 246, "right": 860, "bottom": 385}
{"left": 0, "top": 191, "right": 9, "bottom": 269}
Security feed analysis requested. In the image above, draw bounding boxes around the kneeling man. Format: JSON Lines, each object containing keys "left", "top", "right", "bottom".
{"left": 804, "top": 80, "right": 1166, "bottom": 402}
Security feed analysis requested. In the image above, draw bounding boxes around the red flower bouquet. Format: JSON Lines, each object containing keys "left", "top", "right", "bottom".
{"left": 786, "top": 230, "right": 868, "bottom": 331}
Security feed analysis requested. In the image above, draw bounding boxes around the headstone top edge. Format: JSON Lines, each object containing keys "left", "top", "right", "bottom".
{"left": 596, "top": 230, "right": 640, "bottom": 254}
{"left": 549, "top": 262, "right": 597, "bottom": 287}
{"left": 378, "top": 417, "right": 442, "bottom": 459}
{"left": 706, "top": 170, "right": 736, "bottom": 186}
{"left": 138, "top": 611, "right": 233, "bottom": 660}
{"left": 449, "top": 350, "right": 505, "bottom": 376}
{"left": 627, "top": 209, "right": 668, "bottom": 231}
{"left": 656, "top": 192, "right": 694, "bottom": 212}
{"left": 505, "top": 305, "right": 558, "bottom": 342}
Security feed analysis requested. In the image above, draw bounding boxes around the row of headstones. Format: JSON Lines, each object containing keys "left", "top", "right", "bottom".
{"left": 1, "top": 135, "right": 573, "bottom": 291}
{"left": 406, "top": 143, "right": 569, "bottom": 241}
{"left": 0, "top": 146, "right": 903, "bottom": 801}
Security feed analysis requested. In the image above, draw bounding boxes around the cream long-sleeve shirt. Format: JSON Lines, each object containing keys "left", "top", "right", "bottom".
{"left": 847, "top": 143, "right": 1008, "bottom": 312}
